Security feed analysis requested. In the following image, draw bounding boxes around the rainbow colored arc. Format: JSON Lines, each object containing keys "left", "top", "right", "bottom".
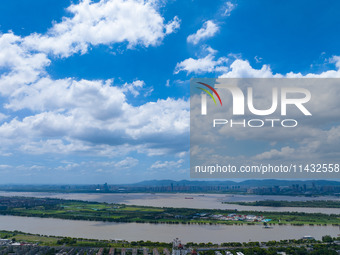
{"left": 196, "top": 82, "right": 222, "bottom": 106}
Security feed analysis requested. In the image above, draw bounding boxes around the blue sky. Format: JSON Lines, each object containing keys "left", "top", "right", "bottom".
{"left": 0, "top": 0, "right": 340, "bottom": 184}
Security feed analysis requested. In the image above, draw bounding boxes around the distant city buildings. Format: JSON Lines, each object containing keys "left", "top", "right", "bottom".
{"left": 0, "top": 237, "right": 338, "bottom": 255}
{"left": 172, "top": 238, "right": 197, "bottom": 255}
{"left": 1, "top": 180, "right": 339, "bottom": 196}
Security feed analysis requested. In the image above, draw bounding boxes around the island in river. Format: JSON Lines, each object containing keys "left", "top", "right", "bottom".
{"left": 0, "top": 196, "right": 339, "bottom": 226}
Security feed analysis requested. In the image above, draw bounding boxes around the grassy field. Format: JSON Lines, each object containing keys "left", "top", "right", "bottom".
{"left": 14, "top": 234, "right": 59, "bottom": 246}
{"left": 0, "top": 230, "right": 58, "bottom": 246}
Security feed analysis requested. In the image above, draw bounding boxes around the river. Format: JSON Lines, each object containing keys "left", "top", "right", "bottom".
{"left": 0, "top": 215, "right": 339, "bottom": 243}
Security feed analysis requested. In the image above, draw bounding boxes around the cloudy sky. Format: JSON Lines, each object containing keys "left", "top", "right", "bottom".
{"left": 0, "top": 0, "right": 340, "bottom": 184}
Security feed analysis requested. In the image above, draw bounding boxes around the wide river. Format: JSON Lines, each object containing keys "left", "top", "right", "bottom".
{"left": 1, "top": 192, "right": 340, "bottom": 243}
{"left": 0, "top": 215, "right": 339, "bottom": 243}
{"left": 0, "top": 191, "right": 340, "bottom": 214}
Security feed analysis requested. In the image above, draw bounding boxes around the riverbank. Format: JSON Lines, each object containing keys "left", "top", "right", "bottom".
{"left": 223, "top": 200, "right": 340, "bottom": 208}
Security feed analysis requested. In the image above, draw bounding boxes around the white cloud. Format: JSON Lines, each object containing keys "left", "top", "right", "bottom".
{"left": 223, "top": 2, "right": 236, "bottom": 16}
{"left": 0, "top": 32, "right": 190, "bottom": 158}
{"left": 150, "top": 159, "right": 184, "bottom": 169}
{"left": 4, "top": 78, "right": 126, "bottom": 114}
{"left": 219, "top": 56, "right": 340, "bottom": 78}
{"left": 3, "top": 5, "right": 340, "bottom": 171}
{"left": 252, "top": 125, "right": 340, "bottom": 162}
{"left": 0, "top": 33, "right": 49, "bottom": 71}
{"left": 176, "top": 151, "right": 187, "bottom": 158}
{"left": 18, "top": 139, "right": 136, "bottom": 157}
{"left": 176, "top": 53, "right": 340, "bottom": 78}
{"left": 0, "top": 47, "right": 190, "bottom": 157}
{"left": 122, "top": 80, "right": 146, "bottom": 97}
{"left": 0, "top": 29, "right": 189, "bottom": 158}
{"left": 174, "top": 47, "right": 228, "bottom": 74}
{"left": 187, "top": 20, "right": 219, "bottom": 45}
{"left": 254, "top": 146, "right": 296, "bottom": 160}
{"left": 53, "top": 159, "right": 139, "bottom": 174}
{"left": 329, "top": 56, "right": 340, "bottom": 69}
{"left": 0, "top": 0, "right": 189, "bottom": 181}
{"left": 254, "top": 56, "right": 263, "bottom": 63}
{"left": 115, "top": 157, "right": 139, "bottom": 169}
{"left": 124, "top": 97, "right": 189, "bottom": 139}
{"left": 0, "top": 33, "right": 50, "bottom": 96}
{"left": 165, "top": 16, "right": 181, "bottom": 34}
{"left": 0, "top": 113, "right": 8, "bottom": 122}
{"left": 0, "top": 94, "right": 189, "bottom": 156}
{"left": 219, "top": 59, "right": 282, "bottom": 78}
{"left": 23, "top": 0, "right": 180, "bottom": 57}
{"left": 144, "top": 87, "right": 154, "bottom": 97}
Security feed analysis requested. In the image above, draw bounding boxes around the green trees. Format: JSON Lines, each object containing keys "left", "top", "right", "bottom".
{"left": 57, "top": 237, "right": 77, "bottom": 245}
{"left": 321, "top": 235, "right": 333, "bottom": 243}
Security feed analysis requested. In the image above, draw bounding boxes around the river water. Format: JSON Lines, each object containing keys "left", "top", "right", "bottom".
{"left": 0, "top": 215, "right": 339, "bottom": 243}
{"left": 0, "top": 192, "right": 339, "bottom": 214}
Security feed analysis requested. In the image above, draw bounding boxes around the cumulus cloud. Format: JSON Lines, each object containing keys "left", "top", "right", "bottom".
{"left": 0, "top": 71, "right": 188, "bottom": 159}
{"left": 176, "top": 51, "right": 340, "bottom": 78}
{"left": 0, "top": 1, "right": 187, "bottom": 159}
{"left": 165, "top": 16, "right": 181, "bottom": 34}
{"left": 22, "top": 0, "right": 180, "bottom": 57}
{"left": 2, "top": 0, "right": 340, "bottom": 178}
{"left": 174, "top": 47, "right": 228, "bottom": 74}
{"left": 219, "top": 56, "right": 340, "bottom": 79}
{"left": 0, "top": 89, "right": 189, "bottom": 156}
{"left": 187, "top": 20, "right": 219, "bottom": 45}
{"left": 0, "top": 33, "right": 50, "bottom": 95}
{"left": 219, "top": 59, "right": 282, "bottom": 78}
{"left": 122, "top": 80, "right": 146, "bottom": 97}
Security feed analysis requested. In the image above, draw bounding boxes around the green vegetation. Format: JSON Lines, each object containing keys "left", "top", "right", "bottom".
{"left": 0, "top": 230, "right": 340, "bottom": 255}
{"left": 223, "top": 200, "right": 340, "bottom": 208}
{"left": 0, "top": 196, "right": 340, "bottom": 225}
